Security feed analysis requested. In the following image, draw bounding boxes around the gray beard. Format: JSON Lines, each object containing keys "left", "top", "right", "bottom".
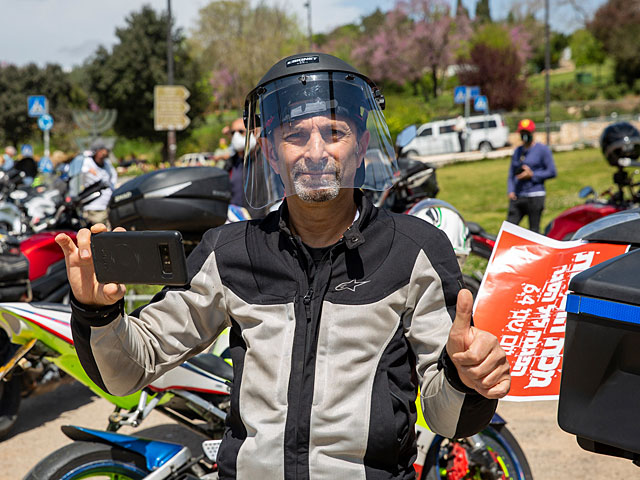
{"left": 293, "top": 176, "right": 341, "bottom": 203}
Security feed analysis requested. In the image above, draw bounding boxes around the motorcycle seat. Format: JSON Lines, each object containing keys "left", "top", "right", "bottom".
{"left": 187, "top": 353, "right": 234, "bottom": 383}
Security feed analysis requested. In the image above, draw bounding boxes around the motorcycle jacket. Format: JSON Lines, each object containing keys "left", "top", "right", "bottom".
{"left": 71, "top": 191, "right": 498, "bottom": 480}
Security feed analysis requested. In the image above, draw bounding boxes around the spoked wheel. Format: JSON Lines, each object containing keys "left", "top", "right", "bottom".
{"left": 423, "top": 424, "right": 533, "bottom": 479}
{"left": 24, "top": 441, "right": 150, "bottom": 480}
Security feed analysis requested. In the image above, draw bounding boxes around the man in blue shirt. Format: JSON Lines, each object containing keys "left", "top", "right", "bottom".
{"left": 507, "top": 119, "right": 557, "bottom": 233}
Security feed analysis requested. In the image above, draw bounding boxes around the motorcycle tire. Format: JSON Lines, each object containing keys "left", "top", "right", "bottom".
{"left": 422, "top": 424, "right": 533, "bottom": 480}
{"left": 24, "top": 441, "right": 150, "bottom": 480}
{"left": 0, "top": 373, "right": 21, "bottom": 439}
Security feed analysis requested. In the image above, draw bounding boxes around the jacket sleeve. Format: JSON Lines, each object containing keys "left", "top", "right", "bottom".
{"left": 531, "top": 145, "right": 557, "bottom": 184}
{"left": 70, "top": 228, "right": 230, "bottom": 396}
{"left": 507, "top": 148, "right": 519, "bottom": 194}
{"left": 403, "top": 228, "right": 497, "bottom": 439}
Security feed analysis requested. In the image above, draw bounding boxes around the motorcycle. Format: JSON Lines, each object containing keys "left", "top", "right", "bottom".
{"left": 8, "top": 301, "right": 531, "bottom": 479}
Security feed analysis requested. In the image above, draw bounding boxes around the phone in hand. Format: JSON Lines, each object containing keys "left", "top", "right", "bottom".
{"left": 91, "top": 230, "right": 188, "bottom": 286}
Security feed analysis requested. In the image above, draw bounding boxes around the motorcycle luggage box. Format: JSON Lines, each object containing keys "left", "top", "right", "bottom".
{"left": 558, "top": 248, "right": 640, "bottom": 460}
{"left": 108, "top": 167, "right": 231, "bottom": 241}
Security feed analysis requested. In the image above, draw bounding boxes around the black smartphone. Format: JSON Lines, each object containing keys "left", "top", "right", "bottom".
{"left": 91, "top": 230, "right": 188, "bottom": 286}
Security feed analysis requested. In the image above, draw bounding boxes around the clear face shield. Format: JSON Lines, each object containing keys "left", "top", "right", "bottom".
{"left": 243, "top": 72, "right": 398, "bottom": 209}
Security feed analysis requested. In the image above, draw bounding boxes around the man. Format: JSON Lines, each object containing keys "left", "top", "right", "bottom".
{"left": 223, "top": 117, "right": 265, "bottom": 219}
{"left": 507, "top": 119, "right": 557, "bottom": 233}
{"left": 454, "top": 115, "right": 467, "bottom": 152}
{"left": 80, "top": 140, "right": 118, "bottom": 227}
{"left": 2, "top": 146, "right": 16, "bottom": 171}
{"left": 56, "top": 53, "right": 510, "bottom": 479}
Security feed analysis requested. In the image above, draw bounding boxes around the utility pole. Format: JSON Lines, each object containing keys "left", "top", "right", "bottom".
{"left": 167, "top": 0, "right": 176, "bottom": 165}
{"left": 544, "top": 0, "right": 551, "bottom": 146}
{"left": 304, "top": 1, "right": 312, "bottom": 51}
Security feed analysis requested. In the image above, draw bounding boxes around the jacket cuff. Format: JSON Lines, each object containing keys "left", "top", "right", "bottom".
{"left": 438, "top": 347, "right": 479, "bottom": 395}
{"left": 70, "top": 292, "right": 124, "bottom": 327}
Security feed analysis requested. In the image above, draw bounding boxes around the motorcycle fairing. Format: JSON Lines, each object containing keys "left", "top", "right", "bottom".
{"left": 61, "top": 425, "right": 191, "bottom": 474}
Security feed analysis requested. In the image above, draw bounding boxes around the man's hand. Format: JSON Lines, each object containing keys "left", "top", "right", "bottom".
{"left": 55, "top": 223, "right": 127, "bottom": 307}
{"left": 508, "top": 192, "right": 517, "bottom": 201}
{"left": 515, "top": 164, "right": 533, "bottom": 180}
{"left": 446, "top": 289, "right": 511, "bottom": 399}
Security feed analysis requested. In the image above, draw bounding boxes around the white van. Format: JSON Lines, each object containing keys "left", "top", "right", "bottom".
{"left": 400, "top": 114, "right": 509, "bottom": 156}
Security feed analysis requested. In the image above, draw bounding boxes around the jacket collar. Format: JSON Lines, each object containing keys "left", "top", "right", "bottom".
{"left": 277, "top": 190, "right": 376, "bottom": 249}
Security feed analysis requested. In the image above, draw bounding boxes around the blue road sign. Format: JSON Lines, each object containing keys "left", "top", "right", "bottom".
{"left": 28, "top": 95, "right": 47, "bottom": 117}
{"left": 474, "top": 95, "right": 489, "bottom": 112}
{"left": 454, "top": 86, "right": 467, "bottom": 104}
{"left": 38, "top": 114, "right": 54, "bottom": 131}
{"left": 469, "top": 86, "right": 480, "bottom": 98}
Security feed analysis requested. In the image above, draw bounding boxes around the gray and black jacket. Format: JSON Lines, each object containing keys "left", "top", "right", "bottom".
{"left": 71, "top": 191, "right": 497, "bottom": 479}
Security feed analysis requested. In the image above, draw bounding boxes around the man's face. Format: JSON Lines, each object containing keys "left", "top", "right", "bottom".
{"left": 94, "top": 148, "right": 108, "bottom": 164}
{"left": 268, "top": 114, "right": 369, "bottom": 203}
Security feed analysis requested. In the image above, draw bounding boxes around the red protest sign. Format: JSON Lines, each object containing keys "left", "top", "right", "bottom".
{"left": 473, "top": 222, "right": 629, "bottom": 401}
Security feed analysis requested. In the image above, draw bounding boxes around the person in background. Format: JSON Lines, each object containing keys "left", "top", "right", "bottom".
{"left": 2, "top": 146, "right": 16, "bottom": 171}
{"left": 223, "top": 117, "right": 265, "bottom": 219}
{"left": 507, "top": 119, "right": 557, "bottom": 233}
{"left": 81, "top": 141, "right": 118, "bottom": 227}
{"left": 454, "top": 115, "right": 468, "bottom": 152}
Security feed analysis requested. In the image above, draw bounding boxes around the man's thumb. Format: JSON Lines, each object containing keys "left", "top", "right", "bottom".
{"left": 449, "top": 289, "right": 474, "bottom": 348}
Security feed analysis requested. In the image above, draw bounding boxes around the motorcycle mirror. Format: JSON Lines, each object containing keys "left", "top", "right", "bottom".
{"left": 578, "top": 186, "right": 595, "bottom": 198}
{"left": 396, "top": 125, "right": 417, "bottom": 148}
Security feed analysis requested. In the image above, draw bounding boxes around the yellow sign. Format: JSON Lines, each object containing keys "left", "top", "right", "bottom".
{"left": 154, "top": 85, "right": 191, "bottom": 131}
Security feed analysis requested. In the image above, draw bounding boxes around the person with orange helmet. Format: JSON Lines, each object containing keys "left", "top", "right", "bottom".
{"left": 507, "top": 119, "right": 557, "bottom": 233}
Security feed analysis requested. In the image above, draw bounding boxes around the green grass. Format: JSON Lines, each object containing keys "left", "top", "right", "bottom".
{"left": 527, "top": 60, "right": 614, "bottom": 91}
{"left": 435, "top": 147, "right": 617, "bottom": 274}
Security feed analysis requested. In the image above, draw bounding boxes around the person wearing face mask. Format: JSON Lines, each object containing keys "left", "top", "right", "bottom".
{"left": 223, "top": 117, "right": 264, "bottom": 218}
{"left": 506, "top": 119, "right": 557, "bottom": 233}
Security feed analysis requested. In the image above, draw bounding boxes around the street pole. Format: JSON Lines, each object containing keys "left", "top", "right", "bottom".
{"left": 544, "top": 0, "right": 551, "bottom": 146}
{"left": 43, "top": 130, "right": 50, "bottom": 158}
{"left": 305, "top": 1, "right": 312, "bottom": 50}
{"left": 167, "top": 0, "right": 176, "bottom": 165}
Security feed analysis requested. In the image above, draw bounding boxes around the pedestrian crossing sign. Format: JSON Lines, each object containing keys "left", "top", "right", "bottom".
{"left": 28, "top": 95, "right": 47, "bottom": 117}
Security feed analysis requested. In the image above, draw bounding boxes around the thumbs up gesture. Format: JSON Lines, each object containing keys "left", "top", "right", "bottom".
{"left": 446, "top": 289, "right": 511, "bottom": 399}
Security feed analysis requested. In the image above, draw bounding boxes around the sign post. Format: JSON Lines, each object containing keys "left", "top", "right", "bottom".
{"left": 37, "top": 114, "right": 54, "bottom": 157}
{"left": 154, "top": 85, "right": 190, "bottom": 165}
{"left": 27, "top": 95, "right": 48, "bottom": 117}
{"left": 454, "top": 86, "right": 481, "bottom": 152}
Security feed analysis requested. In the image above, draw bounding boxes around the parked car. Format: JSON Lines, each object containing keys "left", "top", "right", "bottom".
{"left": 177, "top": 152, "right": 215, "bottom": 167}
{"left": 400, "top": 114, "right": 510, "bottom": 157}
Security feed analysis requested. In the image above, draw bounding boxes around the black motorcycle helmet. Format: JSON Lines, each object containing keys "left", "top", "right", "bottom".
{"left": 600, "top": 121, "right": 640, "bottom": 167}
{"left": 241, "top": 52, "right": 398, "bottom": 209}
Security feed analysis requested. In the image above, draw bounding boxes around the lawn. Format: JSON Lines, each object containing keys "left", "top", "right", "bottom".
{"left": 435, "top": 147, "right": 620, "bottom": 274}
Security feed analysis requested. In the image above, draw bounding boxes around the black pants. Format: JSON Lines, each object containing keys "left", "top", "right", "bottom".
{"left": 507, "top": 195, "right": 545, "bottom": 233}
{"left": 458, "top": 132, "right": 465, "bottom": 152}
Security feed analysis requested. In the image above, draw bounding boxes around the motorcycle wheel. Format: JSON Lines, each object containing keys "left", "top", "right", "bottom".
{"left": 422, "top": 424, "right": 533, "bottom": 480}
{"left": 24, "top": 441, "right": 150, "bottom": 480}
{"left": 0, "top": 373, "right": 21, "bottom": 439}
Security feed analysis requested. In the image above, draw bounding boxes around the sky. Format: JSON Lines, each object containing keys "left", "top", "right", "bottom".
{"left": 0, "top": 0, "right": 605, "bottom": 70}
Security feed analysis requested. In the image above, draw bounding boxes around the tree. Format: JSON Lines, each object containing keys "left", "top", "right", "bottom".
{"left": 589, "top": 0, "right": 640, "bottom": 87}
{"left": 0, "top": 63, "right": 80, "bottom": 147}
{"left": 458, "top": 25, "right": 527, "bottom": 110}
{"left": 352, "top": 0, "right": 471, "bottom": 99}
{"left": 474, "top": 0, "right": 492, "bottom": 23}
{"left": 570, "top": 29, "right": 606, "bottom": 70}
{"left": 190, "top": 0, "right": 305, "bottom": 111}
{"left": 85, "top": 5, "right": 208, "bottom": 140}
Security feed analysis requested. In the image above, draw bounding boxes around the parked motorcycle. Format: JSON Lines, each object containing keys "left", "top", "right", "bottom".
{"left": 7, "top": 301, "right": 530, "bottom": 479}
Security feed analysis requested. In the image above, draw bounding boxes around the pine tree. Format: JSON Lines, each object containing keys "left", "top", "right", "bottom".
{"left": 474, "top": 0, "right": 492, "bottom": 23}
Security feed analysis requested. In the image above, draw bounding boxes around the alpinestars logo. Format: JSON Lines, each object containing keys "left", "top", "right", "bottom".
{"left": 335, "top": 279, "right": 370, "bottom": 292}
